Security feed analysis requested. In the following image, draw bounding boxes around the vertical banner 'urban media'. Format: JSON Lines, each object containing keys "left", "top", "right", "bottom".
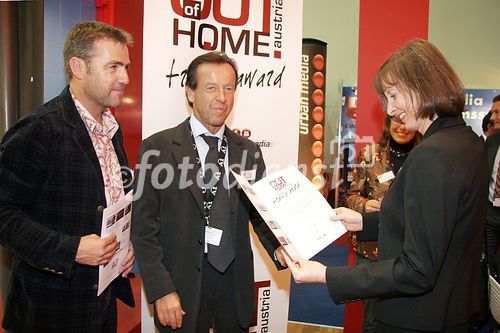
{"left": 298, "top": 39, "right": 327, "bottom": 189}
{"left": 142, "top": 1, "right": 303, "bottom": 332}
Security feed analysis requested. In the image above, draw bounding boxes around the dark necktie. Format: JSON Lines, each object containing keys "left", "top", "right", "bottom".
{"left": 202, "top": 135, "right": 234, "bottom": 272}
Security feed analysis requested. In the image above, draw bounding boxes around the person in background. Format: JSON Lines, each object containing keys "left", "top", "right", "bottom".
{"left": 346, "top": 115, "right": 418, "bottom": 333}
{"left": 485, "top": 95, "right": 500, "bottom": 270}
{"left": 282, "top": 39, "right": 488, "bottom": 333}
{"left": 0, "top": 21, "right": 135, "bottom": 332}
{"left": 131, "top": 51, "right": 286, "bottom": 333}
{"left": 482, "top": 110, "right": 497, "bottom": 141}
{"left": 472, "top": 99, "right": 500, "bottom": 332}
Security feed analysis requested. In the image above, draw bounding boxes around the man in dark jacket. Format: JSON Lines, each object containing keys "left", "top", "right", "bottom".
{"left": 486, "top": 95, "right": 500, "bottom": 272}
{"left": 0, "top": 21, "right": 135, "bottom": 332}
{"left": 132, "top": 51, "right": 285, "bottom": 333}
{"left": 481, "top": 110, "right": 497, "bottom": 141}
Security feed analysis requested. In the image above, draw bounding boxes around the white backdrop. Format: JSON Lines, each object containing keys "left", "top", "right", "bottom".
{"left": 142, "top": 1, "right": 303, "bottom": 331}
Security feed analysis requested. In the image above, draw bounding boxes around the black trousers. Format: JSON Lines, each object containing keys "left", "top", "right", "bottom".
{"left": 8, "top": 284, "right": 117, "bottom": 333}
{"left": 101, "top": 284, "right": 118, "bottom": 333}
{"left": 196, "top": 257, "right": 248, "bottom": 333}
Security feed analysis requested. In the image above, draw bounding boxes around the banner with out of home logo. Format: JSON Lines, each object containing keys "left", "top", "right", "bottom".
{"left": 142, "top": 1, "right": 303, "bottom": 332}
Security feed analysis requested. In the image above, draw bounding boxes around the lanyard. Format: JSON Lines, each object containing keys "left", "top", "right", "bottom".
{"left": 188, "top": 124, "right": 228, "bottom": 225}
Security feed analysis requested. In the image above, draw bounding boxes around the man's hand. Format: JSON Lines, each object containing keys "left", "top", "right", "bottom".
{"left": 275, "top": 246, "right": 288, "bottom": 267}
{"left": 332, "top": 207, "right": 363, "bottom": 231}
{"left": 119, "top": 244, "right": 135, "bottom": 277}
{"left": 282, "top": 251, "right": 326, "bottom": 284}
{"left": 155, "top": 292, "right": 186, "bottom": 329}
{"left": 75, "top": 234, "right": 117, "bottom": 266}
{"left": 364, "top": 199, "right": 381, "bottom": 212}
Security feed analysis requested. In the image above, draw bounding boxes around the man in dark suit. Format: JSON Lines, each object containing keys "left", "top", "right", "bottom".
{"left": 0, "top": 21, "right": 135, "bottom": 332}
{"left": 486, "top": 95, "right": 500, "bottom": 272}
{"left": 481, "top": 110, "right": 497, "bottom": 142}
{"left": 131, "top": 51, "right": 285, "bottom": 333}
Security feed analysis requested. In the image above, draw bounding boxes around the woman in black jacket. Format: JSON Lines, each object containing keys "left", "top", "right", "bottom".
{"left": 283, "top": 39, "right": 488, "bottom": 333}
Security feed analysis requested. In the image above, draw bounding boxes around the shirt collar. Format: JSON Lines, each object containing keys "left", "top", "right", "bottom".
{"left": 189, "top": 115, "right": 225, "bottom": 141}
{"left": 70, "top": 90, "right": 119, "bottom": 138}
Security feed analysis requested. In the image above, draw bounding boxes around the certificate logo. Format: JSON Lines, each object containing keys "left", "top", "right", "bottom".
{"left": 269, "top": 176, "right": 287, "bottom": 191}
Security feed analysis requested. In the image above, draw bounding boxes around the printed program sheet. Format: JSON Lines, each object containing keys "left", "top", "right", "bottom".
{"left": 98, "top": 191, "right": 133, "bottom": 296}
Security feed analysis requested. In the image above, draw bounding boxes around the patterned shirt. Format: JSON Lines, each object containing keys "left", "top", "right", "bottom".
{"left": 71, "top": 92, "right": 124, "bottom": 206}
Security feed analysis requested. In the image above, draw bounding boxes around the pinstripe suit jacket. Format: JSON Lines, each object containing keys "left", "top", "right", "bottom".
{"left": 486, "top": 131, "right": 500, "bottom": 193}
{"left": 0, "top": 87, "right": 134, "bottom": 332}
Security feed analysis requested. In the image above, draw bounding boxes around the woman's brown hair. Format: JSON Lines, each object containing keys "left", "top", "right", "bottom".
{"left": 374, "top": 39, "right": 464, "bottom": 120}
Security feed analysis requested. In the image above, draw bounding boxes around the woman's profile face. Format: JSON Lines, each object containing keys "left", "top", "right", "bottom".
{"left": 389, "top": 119, "right": 416, "bottom": 144}
{"left": 384, "top": 84, "right": 422, "bottom": 132}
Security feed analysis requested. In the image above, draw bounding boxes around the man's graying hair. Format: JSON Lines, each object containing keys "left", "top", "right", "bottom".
{"left": 63, "top": 21, "right": 133, "bottom": 81}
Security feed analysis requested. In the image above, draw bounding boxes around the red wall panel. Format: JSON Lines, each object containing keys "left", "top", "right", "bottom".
{"left": 355, "top": 0, "right": 429, "bottom": 150}
{"left": 97, "top": 0, "right": 143, "bottom": 168}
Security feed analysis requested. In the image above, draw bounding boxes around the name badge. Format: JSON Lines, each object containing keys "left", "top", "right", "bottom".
{"left": 377, "top": 171, "right": 395, "bottom": 184}
{"left": 205, "top": 226, "right": 223, "bottom": 246}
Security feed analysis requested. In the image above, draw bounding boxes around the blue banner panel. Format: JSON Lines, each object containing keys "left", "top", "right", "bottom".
{"left": 288, "top": 244, "right": 348, "bottom": 327}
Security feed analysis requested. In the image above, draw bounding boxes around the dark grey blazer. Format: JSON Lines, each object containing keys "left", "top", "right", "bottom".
{"left": 327, "top": 117, "right": 488, "bottom": 331}
{"left": 131, "top": 118, "right": 281, "bottom": 333}
{"left": 0, "top": 87, "right": 134, "bottom": 332}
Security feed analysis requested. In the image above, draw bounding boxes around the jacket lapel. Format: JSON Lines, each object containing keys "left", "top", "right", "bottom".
{"left": 59, "top": 87, "right": 106, "bottom": 200}
{"left": 171, "top": 119, "right": 204, "bottom": 213}
{"left": 225, "top": 128, "right": 244, "bottom": 216}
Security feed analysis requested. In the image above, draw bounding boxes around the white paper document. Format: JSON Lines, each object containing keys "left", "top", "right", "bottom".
{"left": 97, "top": 191, "right": 133, "bottom": 296}
{"left": 231, "top": 166, "right": 346, "bottom": 260}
